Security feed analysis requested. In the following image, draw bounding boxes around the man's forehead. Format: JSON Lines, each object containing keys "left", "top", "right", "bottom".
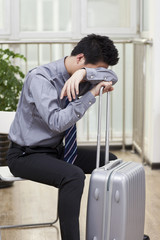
{"left": 84, "top": 62, "right": 108, "bottom": 69}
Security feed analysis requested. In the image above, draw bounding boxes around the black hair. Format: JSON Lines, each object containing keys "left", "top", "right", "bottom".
{"left": 71, "top": 34, "right": 119, "bottom": 66}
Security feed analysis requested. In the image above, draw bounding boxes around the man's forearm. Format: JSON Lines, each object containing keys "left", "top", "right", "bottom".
{"left": 60, "top": 68, "right": 117, "bottom": 101}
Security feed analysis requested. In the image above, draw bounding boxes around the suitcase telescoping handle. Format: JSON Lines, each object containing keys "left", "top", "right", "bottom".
{"left": 96, "top": 87, "right": 110, "bottom": 168}
{"left": 96, "top": 87, "right": 122, "bottom": 169}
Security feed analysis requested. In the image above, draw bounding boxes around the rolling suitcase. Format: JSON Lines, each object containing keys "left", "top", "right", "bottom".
{"left": 86, "top": 88, "right": 145, "bottom": 240}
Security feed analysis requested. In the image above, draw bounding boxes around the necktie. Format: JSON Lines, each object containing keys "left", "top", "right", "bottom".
{"left": 64, "top": 99, "right": 77, "bottom": 164}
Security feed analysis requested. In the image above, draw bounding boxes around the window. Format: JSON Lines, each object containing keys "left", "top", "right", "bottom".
{"left": 81, "top": 0, "right": 138, "bottom": 37}
{"left": 19, "top": 0, "right": 72, "bottom": 38}
{"left": 0, "top": 0, "right": 10, "bottom": 36}
{"left": 141, "top": 0, "right": 149, "bottom": 32}
{"left": 0, "top": 0, "right": 3, "bottom": 29}
{"left": 1, "top": 0, "right": 139, "bottom": 40}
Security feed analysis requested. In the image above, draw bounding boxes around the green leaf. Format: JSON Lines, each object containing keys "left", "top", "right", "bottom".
{"left": 0, "top": 48, "right": 26, "bottom": 111}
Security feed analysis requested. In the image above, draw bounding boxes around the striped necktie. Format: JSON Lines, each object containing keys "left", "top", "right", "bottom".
{"left": 64, "top": 99, "right": 77, "bottom": 164}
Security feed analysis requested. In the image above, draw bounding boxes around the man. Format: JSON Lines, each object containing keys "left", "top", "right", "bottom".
{"left": 7, "top": 34, "right": 119, "bottom": 240}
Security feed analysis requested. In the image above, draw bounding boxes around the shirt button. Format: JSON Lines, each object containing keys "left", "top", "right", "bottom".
{"left": 90, "top": 75, "right": 94, "bottom": 79}
{"left": 89, "top": 101, "right": 92, "bottom": 105}
{"left": 104, "top": 77, "right": 107, "bottom": 80}
{"left": 77, "top": 114, "right": 80, "bottom": 118}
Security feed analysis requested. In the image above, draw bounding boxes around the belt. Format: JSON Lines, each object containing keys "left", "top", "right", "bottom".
{"left": 10, "top": 141, "right": 63, "bottom": 155}
{"left": 10, "top": 141, "right": 24, "bottom": 149}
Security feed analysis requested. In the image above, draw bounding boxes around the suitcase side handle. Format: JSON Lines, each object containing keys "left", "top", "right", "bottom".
{"left": 96, "top": 87, "right": 110, "bottom": 168}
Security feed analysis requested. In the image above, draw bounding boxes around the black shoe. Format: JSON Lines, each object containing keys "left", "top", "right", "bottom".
{"left": 143, "top": 234, "right": 150, "bottom": 240}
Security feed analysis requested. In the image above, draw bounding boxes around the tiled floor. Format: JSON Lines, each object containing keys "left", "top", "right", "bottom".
{"left": 0, "top": 150, "right": 160, "bottom": 240}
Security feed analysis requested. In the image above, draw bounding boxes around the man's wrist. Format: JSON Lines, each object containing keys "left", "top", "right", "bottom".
{"left": 79, "top": 68, "right": 86, "bottom": 78}
{"left": 90, "top": 88, "right": 96, "bottom": 97}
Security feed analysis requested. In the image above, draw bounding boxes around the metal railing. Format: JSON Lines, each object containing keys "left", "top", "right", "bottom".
{"left": 0, "top": 39, "right": 153, "bottom": 162}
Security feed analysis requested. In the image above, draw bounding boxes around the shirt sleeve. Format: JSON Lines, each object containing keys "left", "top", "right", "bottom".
{"left": 78, "top": 67, "right": 118, "bottom": 96}
{"left": 29, "top": 72, "right": 96, "bottom": 133}
{"left": 84, "top": 67, "right": 118, "bottom": 85}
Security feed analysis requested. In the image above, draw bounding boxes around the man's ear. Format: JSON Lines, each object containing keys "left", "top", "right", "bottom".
{"left": 76, "top": 53, "right": 85, "bottom": 65}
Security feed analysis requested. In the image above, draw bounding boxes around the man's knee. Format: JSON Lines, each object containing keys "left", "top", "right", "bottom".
{"left": 69, "top": 165, "right": 85, "bottom": 184}
{"left": 74, "top": 166, "right": 86, "bottom": 183}
{"left": 61, "top": 164, "right": 85, "bottom": 189}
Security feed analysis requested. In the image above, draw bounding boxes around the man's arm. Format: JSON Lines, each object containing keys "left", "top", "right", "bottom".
{"left": 84, "top": 67, "right": 118, "bottom": 85}
{"left": 60, "top": 68, "right": 117, "bottom": 101}
{"left": 90, "top": 80, "right": 113, "bottom": 97}
{"left": 29, "top": 71, "right": 96, "bottom": 133}
{"left": 60, "top": 69, "right": 86, "bottom": 101}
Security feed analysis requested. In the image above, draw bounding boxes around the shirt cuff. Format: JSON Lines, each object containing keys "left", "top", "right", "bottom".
{"left": 84, "top": 67, "right": 118, "bottom": 85}
{"left": 79, "top": 91, "right": 96, "bottom": 111}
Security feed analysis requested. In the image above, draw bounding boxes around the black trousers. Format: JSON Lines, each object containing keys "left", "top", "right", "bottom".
{"left": 7, "top": 143, "right": 117, "bottom": 240}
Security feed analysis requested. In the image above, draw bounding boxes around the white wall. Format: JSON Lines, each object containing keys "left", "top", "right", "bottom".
{"left": 145, "top": 0, "right": 160, "bottom": 164}
{"left": 150, "top": 0, "right": 160, "bottom": 164}
{"left": 0, "top": 112, "right": 15, "bottom": 134}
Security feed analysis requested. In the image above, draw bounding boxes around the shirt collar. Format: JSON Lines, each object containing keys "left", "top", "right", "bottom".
{"left": 56, "top": 57, "right": 70, "bottom": 83}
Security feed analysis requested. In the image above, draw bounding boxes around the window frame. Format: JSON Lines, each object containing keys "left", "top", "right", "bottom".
{"left": 0, "top": 0, "right": 140, "bottom": 40}
{"left": 81, "top": 0, "right": 139, "bottom": 38}
{"left": 18, "top": 0, "right": 76, "bottom": 40}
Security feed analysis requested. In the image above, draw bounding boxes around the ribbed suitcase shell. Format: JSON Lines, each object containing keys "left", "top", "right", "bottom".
{"left": 86, "top": 89, "right": 145, "bottom": 240}
{"left": 86, "top": 160, "right": 145, "bottom": 240}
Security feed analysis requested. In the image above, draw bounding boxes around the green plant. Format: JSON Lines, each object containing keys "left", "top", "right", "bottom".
{"left": 0, "top": 48, "right": 26, "bottom": 111}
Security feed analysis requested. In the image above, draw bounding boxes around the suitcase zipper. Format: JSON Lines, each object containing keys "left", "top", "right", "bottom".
{"left": 107, "top": 162, "right": 130, "bottom": 191}
{"left": 105, "top": 162, "right": 131, "bottom": 240}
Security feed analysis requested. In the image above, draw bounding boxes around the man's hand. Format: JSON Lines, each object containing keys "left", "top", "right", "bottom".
{"left": 60, "top": 69, "right": 86, "bottom": 101}
{"left": 90, "top": 81, "right": 113, "bottom": 97}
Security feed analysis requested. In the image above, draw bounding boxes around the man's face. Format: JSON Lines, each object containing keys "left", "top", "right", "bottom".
{"left": 68, "top": 54, "right": 109, "bottom": 75}
{"left": 75, "top": 54, "right": 108, "bottom": 71}
{"left": 84, "top": 61, "right": 108, "bottom": 69}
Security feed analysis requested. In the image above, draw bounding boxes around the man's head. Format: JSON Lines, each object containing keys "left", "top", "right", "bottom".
{"left": 65, "top": 34, "right": 119, "bottom": 75}
{"left": 71, "top": 34, "right": 119, "bottom": 66}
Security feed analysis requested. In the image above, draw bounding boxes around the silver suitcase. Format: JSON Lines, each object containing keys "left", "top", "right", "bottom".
{"left": 86, "top": 88, "right": 145, "bottom": 240}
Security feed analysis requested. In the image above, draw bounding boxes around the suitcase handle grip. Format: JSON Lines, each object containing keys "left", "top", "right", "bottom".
{"left": 104, "top": 159, "right": 122, "bottom": 170}
{"left": 96, "top": 87, "right": 110, "bottom": 168}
